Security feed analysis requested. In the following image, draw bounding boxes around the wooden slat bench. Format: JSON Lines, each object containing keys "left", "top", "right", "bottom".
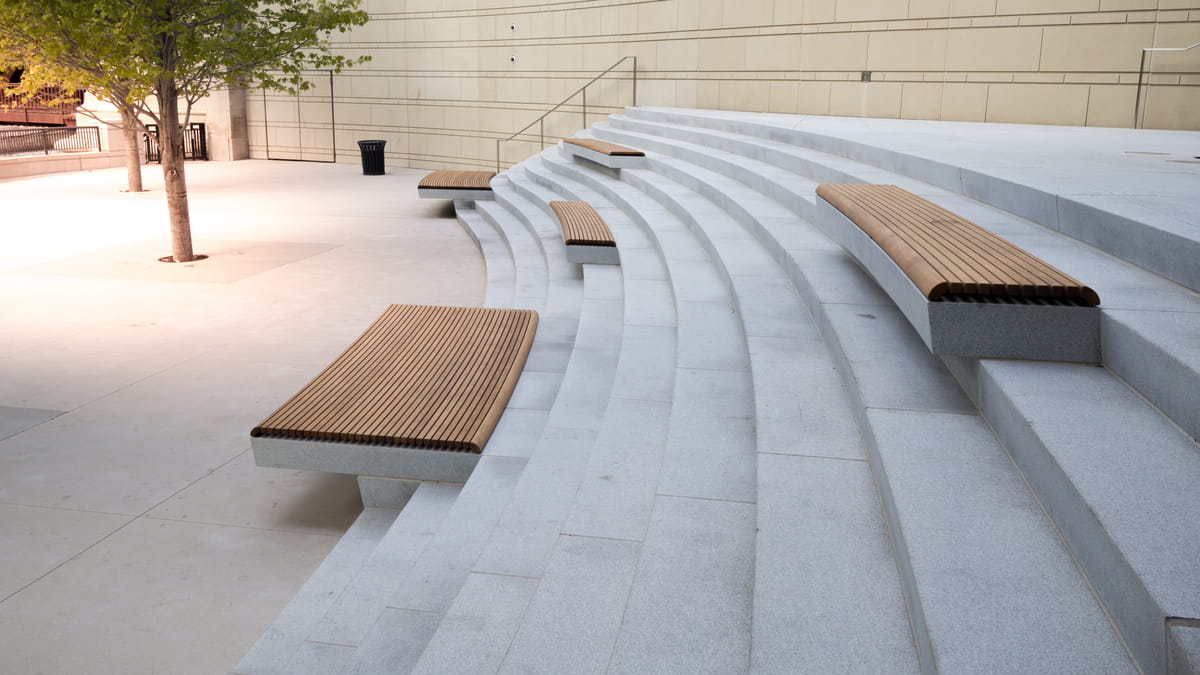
{"left": 563, "top": 137, "right": 645, "bottom": 169}
{"left": 251, "top": 304, "right": 538, "bottom": 485}
{"left": 815, "top": 183, "right": 1101, "bottom": 362}
{"left": 418, "top": 170, "right": 497, "bottom": 202}
{"left": 550, "top": 200, "right": 620, "bottom": 265}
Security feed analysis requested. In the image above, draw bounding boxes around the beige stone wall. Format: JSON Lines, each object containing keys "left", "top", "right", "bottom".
{"left": 247, "top": 0, "right": 1200, "bottom": 170}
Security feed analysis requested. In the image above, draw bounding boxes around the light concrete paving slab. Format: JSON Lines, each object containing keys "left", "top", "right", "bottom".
{"left": 482, "top": 408, "right": 552, "bottom": 459}
{"left": 0, "top": 356, "right": 323, "bottom": 515}
{"left": 732, "top": 274, "right": 823, "bottom": 341}
{"left": 657, "top": 368, "right": 756, "bottom": 504}
{"left": 674, "top": 300, "right": 749, "bottom": 372}
{"left": 384, "top": 454, "right": 527, "bottom": 614}
{"left": 865, "top": 407, "right": 1134, "bottom": 674}
{"left": 0, "top": 406, "right": 63, "bottom": 441}
{"left": 963, "top": 358, "right": 1200, "bottom": 675}
{"left": 0, "top": 503, "right": 130, "bottom": 601}
{"left": 148, "top": 450, "right": 361, "bottom": 535}
{"left": 749, "top": 336, "right": 866, "bottom": 461}
{"left": 610, "top": 324, "right": 676, "bottom": 403}
{"left": 1170, "top": 623, "right": 1200, "bottom": 675}
{"left": 622, "top": 279, "right": 676, "bottom": 327}
{"left": 608, "top": 495, "right": 754, "bottom": 675}
{"left": 475, "top": 426, "right": 598, "bottom": 579}
{"left": 505, "top": 370, "right": 564, "bottom": 411}
{"left": 410, "top": 572, "right": 539, "bottom": 675}
{"left": 278, "top": 641, "right": 354, "bottom": 675}
{"left": 232, "top": 508, "right": 396, "bottom": 675}
{"left": 500, "top": 534, "right": 642, "bottom": 674}
{"left": 522, "top": 338, "right": 574, "bottom": 373}
{"left": 824, "top": 303, "right": 976, "bottom": 415}
{"left": 753, "top": 453, "right": 918, "bottom": 674}
{"left": 0, "top": 517, "right": 343, "bottom": 675}
{"left": 564, "top": 397, "right": 672, "bottom": 542}
{"left": 1, "top": 160, "right": 486, "bottom": 675}
{"left": 1103, "top": 309, "right": 1200, "bottom": 441}
{"left": 306, "top": 482, "right": 459, "bottom": 649}
{"left": 6, "top": 238, "right": 340, "bottom": 284}
{"left": 345, "top": 608, "right": 441, "bottom": 675}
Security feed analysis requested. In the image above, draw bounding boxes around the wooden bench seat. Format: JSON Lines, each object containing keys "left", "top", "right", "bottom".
{"left": 251, "top": 304, "right": 538, "bottom": 484}
{"left": 563, "top": 137, "right": 645, "bottom": 169}
{"left": 550, "top": 200, "right": 619, "bottom": 264}
{"left": 418, "top": 170, "right": 497, "bottom": 202}
{"left": 815, "top": 183, "right": 1101, "bottom": 362}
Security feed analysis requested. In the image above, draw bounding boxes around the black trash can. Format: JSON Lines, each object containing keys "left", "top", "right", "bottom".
{"left": 357, "top": 139, "right": 386, "bottom": 175}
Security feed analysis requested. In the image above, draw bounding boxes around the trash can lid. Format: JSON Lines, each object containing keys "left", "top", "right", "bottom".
{"left": 357, "top": 139, "right": 386, "bottom": 147}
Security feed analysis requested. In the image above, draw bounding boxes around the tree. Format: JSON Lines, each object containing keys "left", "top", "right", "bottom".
{"left": 0, "top": 0, "right": 369, "bottom": 262}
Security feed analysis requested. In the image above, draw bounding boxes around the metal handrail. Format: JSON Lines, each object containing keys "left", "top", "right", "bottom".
{"left": 496, "top": 56, "right": 637, "bottom": 172}
{"left": 1134, "top": 41, "right": 1200, "bottom": 129}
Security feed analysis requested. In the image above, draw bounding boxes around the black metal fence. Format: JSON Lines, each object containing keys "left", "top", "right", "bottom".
{"left": 144, "top": 123, "right": 208, "bottom": 162}
{"left": 0, "top": 125, "right": 101, "bottom": 157}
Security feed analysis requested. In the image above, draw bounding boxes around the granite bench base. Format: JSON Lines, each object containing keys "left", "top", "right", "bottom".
{"left": 565, "top": 244, "right": 620, "bottom": 265}
{"left": 815, "top": 196, "right": 1101, "bottom": 363}
{"left": 417, "top": 187, "right": 496, "bottom": 202}
{"left": 562, "top": 138, "right": 645, "bottom": 169}
{"left": 252, "top": 436, "right": 480, "bottom": 508}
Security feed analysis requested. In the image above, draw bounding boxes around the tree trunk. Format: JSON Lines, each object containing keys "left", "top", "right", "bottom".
{"left": 157, "top": 75, "right": 195, "bottom": 262}
{"left": 119, "top": 107, "right": 144, "bottom": 193}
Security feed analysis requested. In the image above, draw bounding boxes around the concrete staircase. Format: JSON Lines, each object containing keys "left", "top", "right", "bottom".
{"left": 235, "top": 107, "right": 1200, "bottom": 675}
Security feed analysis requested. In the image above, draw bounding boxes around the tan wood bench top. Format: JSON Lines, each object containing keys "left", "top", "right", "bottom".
{"left": 817, "top": 184, "right": 1100, "bottom": 306}
{"left": 550, "top": 201, "right": 616, "bottom": 247}
{"left": 418, "top": 170, "right": 496, "bottom": 190}
{"left": 564, "top": 138, "right": 645, "bottom": 157}
{"left": 251, "top": 304, "right": 538, "bottom": 453}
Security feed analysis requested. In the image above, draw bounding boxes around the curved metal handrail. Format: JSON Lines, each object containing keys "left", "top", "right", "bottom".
{"left": 496, "top": 56, "right": 637, "bottom": 172}
{"left": 1134, "top": 41, "right": 1200, "bottom": 129}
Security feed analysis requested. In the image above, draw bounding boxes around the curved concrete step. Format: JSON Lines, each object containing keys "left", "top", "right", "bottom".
{"left": 403, "top": 252, "right": 626, "bottom": 673}
{"left": 575, "top": 138, "right": 1135, "bottom": 672}
{"left": 474, "top": 197, "right": 549, "bottom": 314}
{"left": 231, "top": 508, "right": 401, "bottom": 675}
{"left": 946, "top": 356, "right": 1200, "bottom": 675}
{"left": 455, "top": 206, "right": 516, "bottom": 308}
{"left": 264, "top": 484, "right": 462, "bottom": 674}
{"left": 625, "top": 106, "right": 1200, "bottom": 296}
{"left": 535, "top": 150, "right": 925, "bottom": 672}
{"left": 533, "top": 151, "right": 757, "bottom": 674}
{"left": 599, "top": 115, "right": 1200, "bottom": 446}
{"left": 596, "top": 116, "right": 1200, "bottom": 672}
{"left": 343, "top": 251, "right": 621, "bottom": 673}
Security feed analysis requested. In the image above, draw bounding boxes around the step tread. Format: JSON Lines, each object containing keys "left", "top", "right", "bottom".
{"left": 455, "top": 207, "right": 516, "bottom": 308}
{"left": 231, "top": 508, "right": 399, "bottom": 675}
{"left": 301, "top": 483, "right": 460, "bottom": 650}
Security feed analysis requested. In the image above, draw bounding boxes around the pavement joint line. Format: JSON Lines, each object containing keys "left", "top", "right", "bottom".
{"left": 0, "top": 500, "right": 137, "bottom": 518}
{"left": 755, "top": 451, "right": 870, "bottom": 463}
{"left": 652, "top": 492, "right": 756, "bottom": 506}
{"left": 0, "top": 445, "right": 249, "bottom": 606}
{"left": 139, "top": 514, "right": 346, "bottom": 538}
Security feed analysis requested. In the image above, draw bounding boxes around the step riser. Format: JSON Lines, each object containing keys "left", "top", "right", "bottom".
{"left": 607, "top": 113, "right": 1200, "bottom": 461}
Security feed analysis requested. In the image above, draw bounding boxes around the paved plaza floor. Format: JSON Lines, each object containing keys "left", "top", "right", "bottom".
{"left": 0, "top": 159, "right": 484, "bottom": 674}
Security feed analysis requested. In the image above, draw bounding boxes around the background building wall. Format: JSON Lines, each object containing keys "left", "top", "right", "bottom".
{"left": 247, "top": 0, "right": 1200, "bottom": 170}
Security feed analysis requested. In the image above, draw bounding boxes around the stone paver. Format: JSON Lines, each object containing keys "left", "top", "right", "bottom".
{"left": 0, "top": 160, "right": 484, "bottom": 675}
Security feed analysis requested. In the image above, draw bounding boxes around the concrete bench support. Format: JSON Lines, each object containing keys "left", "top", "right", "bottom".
{"left": 418, "top": 170, "right": 497, "bottom": 202}
{"left": 550, "top": 200, "right": 620, "bottom": 265}
{"left": 251, "top": 304, "right": 538, "bottom": 490}
{"left": 563, "top": 137, "right": 645, "bottom": 169}
{"left": 815, "top": 184, "right": 1101, "bottom": 363}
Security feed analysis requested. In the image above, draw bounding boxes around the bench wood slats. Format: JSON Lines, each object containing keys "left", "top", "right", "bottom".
{"left": 563, "top": 138, "right": 645, "bottom": 157}
{"left": 816, "top": 184, "right": 1100, "bottom": 306}
{"left": 550, "top": 200, "right": 616, "bottom": 247}
{"left": 251, "top": 304, "right": 538, "bottom": 453}
{"left": 418, "top": 170, "right": 495, "bottom": 191}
